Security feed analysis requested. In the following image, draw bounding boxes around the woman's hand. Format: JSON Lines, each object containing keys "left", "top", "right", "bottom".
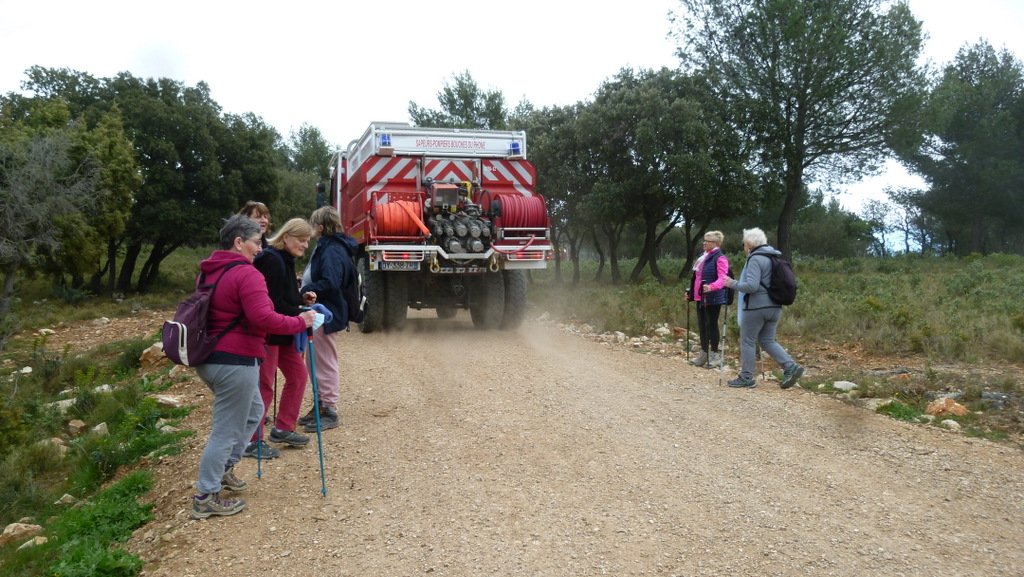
{"left": 300, "top": 310, "right": 317, "bottom": 328}
{"left": 302, "top": 291, "right": 317, "bottom": 306}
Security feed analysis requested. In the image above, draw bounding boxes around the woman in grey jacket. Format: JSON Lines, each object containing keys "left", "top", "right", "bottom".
{"left": 723, "top": 227, "right": 803, "bottom": 389}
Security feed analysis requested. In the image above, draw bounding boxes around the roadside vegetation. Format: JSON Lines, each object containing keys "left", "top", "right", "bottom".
{"left": 531, "top": 253, "right": 1024, "bottom": 446}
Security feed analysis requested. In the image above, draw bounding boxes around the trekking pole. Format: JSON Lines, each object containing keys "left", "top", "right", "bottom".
{"left": 306, "top": 327, "right": 328, "bottom": 498}
{"left": 719, "top": 302, "right": 728, "bottom": 386}
{"left": 685, "top": 297, "right": 691, "bottom": 361}
{"left": 272, "top": 372, "right": 279, "bottom": 425}
{"left": 256, "top": 422, "right": 262, "bottom": 479}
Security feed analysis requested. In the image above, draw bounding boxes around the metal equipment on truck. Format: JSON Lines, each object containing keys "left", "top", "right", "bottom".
{"left": 319, "top": 122, "right": 552, "bottom": 332}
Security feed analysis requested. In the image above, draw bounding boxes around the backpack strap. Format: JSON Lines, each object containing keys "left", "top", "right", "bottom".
{"left": 201, "top": 261, "right": 247, "bottom": 339}
{"left": 754, "top": 253, "right": 775, "bottom": 291}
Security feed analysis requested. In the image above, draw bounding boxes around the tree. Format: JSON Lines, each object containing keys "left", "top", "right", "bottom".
{"left": 0, "top": 131, "right": 99, "bottom": 322}
{"left": 107, "top": 75, "right": 281, "bottom": 292}
{"left": 522, "top": 104, "right": 595, "bottom": 285}
{"left": 671, "top": 0, "right": 926, "bottom": 259}
{"left": 287, "top": 123, "right": 333, "bottom": 179}
{"left": 860, "top": 199, "right": 892, "bottom": 256}
{"left": 409, "top": 71, "right": 522, "bottom": 130}
{"left": 887, "top": 186, "right": 937, "bottom": 254}
{"left": 902, "top": 42, "right": 1024, "bottom": 254}
{"left": 579, "top": 68, "right": 756, "bottom": 283}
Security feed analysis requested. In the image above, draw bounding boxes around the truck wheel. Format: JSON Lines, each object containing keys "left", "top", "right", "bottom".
{"left": 358, "top": 257, "right": 384, "bottom": 333}
{"left": 500, "top": 269, "right": 528, "bottom": 330}
{"left": 384, "top": 272, "right": 408, "bottom": 331}
{"left": 436, "top": 308, "right": 457, "bottom": 320}
{"left": 470, "top": 272, "right": 505, "bottom": 330}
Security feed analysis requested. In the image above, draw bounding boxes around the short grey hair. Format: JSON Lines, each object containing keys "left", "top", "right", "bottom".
{"left": 219, "top": 214, "right": 261, "bottom": 249}
{"left": 742, "top": 227, "right": 768, "bottom": 248}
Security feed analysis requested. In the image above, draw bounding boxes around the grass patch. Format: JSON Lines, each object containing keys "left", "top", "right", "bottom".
{"left": 876, "top": 400, "right": 924, "bottom": 422}
{"left": 1, "top": 470, "right": 154, "bottom": 577}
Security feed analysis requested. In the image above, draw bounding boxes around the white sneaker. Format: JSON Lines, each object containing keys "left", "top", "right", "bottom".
{"left": 689, "top": 351, "right": 708, "bottom": 367}
{"left": 707, "top": 352, "right": 722, "bottom": 368}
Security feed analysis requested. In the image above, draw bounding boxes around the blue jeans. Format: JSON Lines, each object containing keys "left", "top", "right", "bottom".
{"left": 195, "top": 363, "right": 263, "bottom": 495}
{"left": 739, "top": 307, "right": 795, "bottom": 380}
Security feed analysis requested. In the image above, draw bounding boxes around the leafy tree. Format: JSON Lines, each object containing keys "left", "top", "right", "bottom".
{"left": 524, "top": 103, "right": 600, "bottom": 285}
{"left": 671, "top": 0, "right": 926, "bottom": 259}
{"left": 286, "top": 123, "right": 334, "bottom": 180}
{"left": 790, "top": 193, "right": 874, "bottom": 258}
{"left": 0, "top": 131, "right": 99, "bottom": 322}
{"left": 887, "top": 186, "right": 937, "bottom": 254}
{"left": 74, "top": 107, "right": 139, "bottom": 294}
{"left": 579, "top": 68, "right": 756, "bottom": 283}
{"left": 902, "top": 42, "right": 1024, "bottom": 254}
{"left": 106, "top": 75, "right": 281, "bottom": 292}
{"left": 409, "top": 71, "right": 520, "bottom": 129}
{"left": 861, "top": 199, "right": 893, "bottom": 256}
{"left": 4, "top": 71, "right": 139, "bottom": 296}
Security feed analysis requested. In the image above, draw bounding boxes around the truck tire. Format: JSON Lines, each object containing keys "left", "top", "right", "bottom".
{"left": 383, "top": 272, "right": 408, "bottom": 331}
{"left": 358, "top": 257, "right": 384, "bottom": 333}
{"left": 470, "top": 272, "right": 505, "bottom": 330}
{"left": 500, "top": 269, "right": 528, "bottom": 330}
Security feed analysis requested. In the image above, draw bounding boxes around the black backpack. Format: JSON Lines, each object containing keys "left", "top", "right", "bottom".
{"left": 344, "top": 259, "right": 365, "bottom": 325}
{"left": 162, "top": 262, "right": 245, "bottom": 366}
{"left": 757, "top": 253, "right": 797, "bottom": 306}
{"left": 341, "top": 248, "right": 365, "bottom": 325}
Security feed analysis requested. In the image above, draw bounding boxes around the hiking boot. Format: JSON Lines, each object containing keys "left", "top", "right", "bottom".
{"left": 303, "top": 405, "right": 339, "bottom": 432}
{"left": 688, "top": 351, "right": 708, "bottom": 367}
{"left": 706, "top": 352, "right": 722, "bottom": 368}
{"left": 296, "top": 407, "right": 317, "bottom": 427}
{"left": 191, "top": 492, "right": 246, "bottom": 519}
{"left": 221, "top": 466, "right": 248, "bottom": 492}
{"left": 780, "top": 363, "right": 804, "bottom": 389}
{"left": 242, "top": 440, "right": 280, "bottom": 460}
{"left": 728, "top": 376, "right": 757, "bottom": 388}
{"left": 268, "top": 428, "right": 310, "bottom": 446}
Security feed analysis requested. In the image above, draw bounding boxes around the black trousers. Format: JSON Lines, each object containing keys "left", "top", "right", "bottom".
{"left": 696, "top": 303, "right": 722, "bottom": 353}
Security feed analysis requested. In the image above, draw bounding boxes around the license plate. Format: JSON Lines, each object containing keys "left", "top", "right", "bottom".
{"left": 376, "top": 261, "right": 420, "bottom": 271}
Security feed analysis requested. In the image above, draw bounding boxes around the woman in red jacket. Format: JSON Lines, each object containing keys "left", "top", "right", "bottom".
{"left": 243, "top": 218, "right": 317, "bottom": 459}
{"left": 191, "top": 215, "right": 316, "bottom": 520}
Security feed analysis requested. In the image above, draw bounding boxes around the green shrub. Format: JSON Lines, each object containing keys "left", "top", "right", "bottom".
{"left": 877, "top": 401, "right": 924, "bottom": 422}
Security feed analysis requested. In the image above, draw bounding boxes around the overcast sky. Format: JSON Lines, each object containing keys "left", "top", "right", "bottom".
{"left": 2, "top": 0, "right": 1022, "bottom": 212}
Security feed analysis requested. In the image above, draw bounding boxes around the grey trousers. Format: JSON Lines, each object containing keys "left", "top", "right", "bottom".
{"left": 739, "top": 307, "right": 795, "bottom": 380}
{"left": 195, "top": 363, "right": 263, "bottom": 495}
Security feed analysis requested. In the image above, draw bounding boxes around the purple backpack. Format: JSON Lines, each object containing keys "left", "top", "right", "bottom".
{"left": 162, "top": 262, "right": 244, "bottom": 366}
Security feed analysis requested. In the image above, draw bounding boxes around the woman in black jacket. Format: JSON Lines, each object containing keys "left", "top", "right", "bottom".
{"left": 244, "top": 218, "right": 318, "bottom": 458}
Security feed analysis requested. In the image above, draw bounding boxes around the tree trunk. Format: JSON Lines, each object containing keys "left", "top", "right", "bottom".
{"left": 138, "top": 239, "right": 183, "bottom": 293}
{"left": 106, "top": 239, "right": 119, "bottom": 296}
{"left": 776, "top": 160, "right": 804, "bottom": 261}
{"left": 0, "top": 256, "right": 22, "bottom": 319}
{"left": 117, "top": 240, "right": 143, "bottom": 293}
{"left": 591, "top": 227, "right": 605, "bottom": 283}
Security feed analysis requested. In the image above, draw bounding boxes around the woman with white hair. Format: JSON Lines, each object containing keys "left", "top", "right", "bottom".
{"left": 723, "top": 227, "right": 803, "bottom": 389}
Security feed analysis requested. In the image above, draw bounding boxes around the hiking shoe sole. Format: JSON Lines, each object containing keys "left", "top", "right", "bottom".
{"left": 303, "top": 418, "right": 339, "bottom": 433}
{"left": 780, "top": 365, "right": 805, "bottom": 389}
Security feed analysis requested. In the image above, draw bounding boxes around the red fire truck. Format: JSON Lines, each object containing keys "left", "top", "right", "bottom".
{"left": 320, "top": 122, "right": 552, "bottom": 332}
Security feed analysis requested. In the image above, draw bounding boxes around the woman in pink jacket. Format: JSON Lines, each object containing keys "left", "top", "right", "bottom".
{"left": 687, "top": 231, "right": 730, "bottom": 369}
{"left": 190, "top": 215, "right": 316, "bottom": 520}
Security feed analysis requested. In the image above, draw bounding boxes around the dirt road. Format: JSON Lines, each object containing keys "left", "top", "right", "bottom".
{"left": 127, "top": 311, "right": 1024, "bottom": 576}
